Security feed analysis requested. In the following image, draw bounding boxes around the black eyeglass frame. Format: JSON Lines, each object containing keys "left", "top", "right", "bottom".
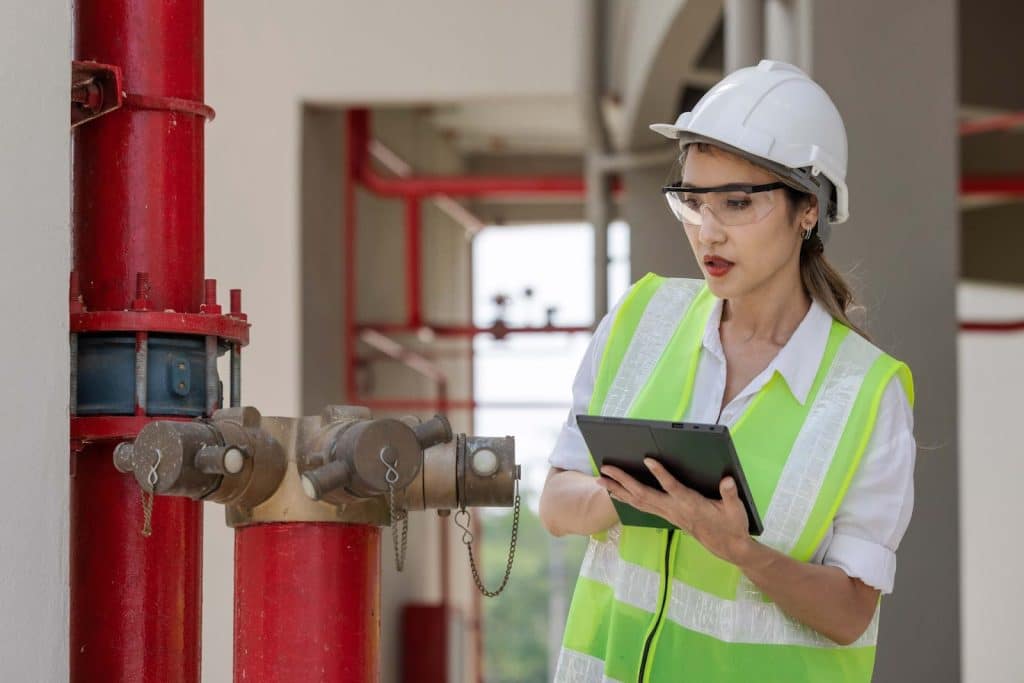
{"left": 660, "top": 181, "right": 788, "bottom": 196}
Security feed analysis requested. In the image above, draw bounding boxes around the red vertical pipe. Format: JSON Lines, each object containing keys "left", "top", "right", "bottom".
{"left": 406, "top": 197, "right": 424, "bottom": 329}
{"left": 72, "top": 1, "right": 205, "bottom": 680}
{"left": 234, "top": 523, "right": 381, "bottom": 682}
{"left": 345, "top": 110, "right": 364, "bottom": 401}
{"left": 71, "top": 445, "right": 203, "bottom": 682}
{"left": 74, "top": 1, "right": 206, "bottom": 313}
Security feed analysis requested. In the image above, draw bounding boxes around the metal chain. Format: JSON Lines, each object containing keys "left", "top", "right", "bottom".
{"left": 386, "top": 483, "right": 409, "bottom": 572}
{"left": 140, "top": 447, "right": 162, "bottom": 538}
{"left": 453, "top": 481, "right": 520, "bottom": 598}
{"left": 380, "top": 447, "right": 408, "bottom": 572}
{"left": 140, "top": 490, "right": 154, "bottom": 538}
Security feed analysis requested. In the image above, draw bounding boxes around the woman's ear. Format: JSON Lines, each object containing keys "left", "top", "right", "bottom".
{"left": 801, "top": 195, "right": 820, "bottom": 231}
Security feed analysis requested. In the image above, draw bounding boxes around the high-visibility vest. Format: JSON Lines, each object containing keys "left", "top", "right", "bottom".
{"left": 555, "top": 274, "right": 914, "bottom": 683}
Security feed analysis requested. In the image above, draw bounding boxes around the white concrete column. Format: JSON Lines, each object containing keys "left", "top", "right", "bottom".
{"left": 765, "top": 0, "right": 799, "bottom": 65}
{"left": 805, "top": 2, "right": 959, "bottom": 680}
{"left": 725, "top": 0, "right": 763, "bottom": 73}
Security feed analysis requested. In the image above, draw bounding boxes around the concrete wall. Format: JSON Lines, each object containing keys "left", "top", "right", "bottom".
{"left": 203, "top": 2, "right": 582, "bottom": 680}
{"left": 958, "top": 282, "right": 1024, "bottom": 683}
{"left": 807, "top": 4, "right": 960, "bottom": 680}
{"left": 0, "top": 2, "right": 70, "bottom": 680}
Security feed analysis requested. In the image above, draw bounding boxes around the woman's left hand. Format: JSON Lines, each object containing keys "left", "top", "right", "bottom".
{"left": 597, "top": 458, "right": 755, "bottom": 567}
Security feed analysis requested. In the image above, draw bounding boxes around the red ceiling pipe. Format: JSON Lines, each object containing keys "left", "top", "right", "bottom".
{"left": 234, "top": 523, "right": 381, "bottom": 682}
{"left": 960, "top": 320, "right": 1024, "bottom": 332}
{"left": 344, "top": 109, "right": 363, "bottom": 402}
{"left": 960, "top": 175, "right": 1024, "bottom": 195}
{"left": 406, "top": 198, "right": 425, "bottom": 329}
{"left": 959, "top": 111, "right": 1024, "bottom": 136}
{"left": 363, "top": 170, "right": 591, "bottom": 198}
{"left": 71, "top": 1, "right": 207, "bottom": 681}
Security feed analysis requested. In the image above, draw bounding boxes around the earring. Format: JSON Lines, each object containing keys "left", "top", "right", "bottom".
{"left": 801, "top": 227, "right": 812, "bottom": 240}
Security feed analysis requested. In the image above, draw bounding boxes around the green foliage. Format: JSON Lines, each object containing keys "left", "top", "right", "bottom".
{"left": 480, "top": 503, "right": 588, "bottom": 683}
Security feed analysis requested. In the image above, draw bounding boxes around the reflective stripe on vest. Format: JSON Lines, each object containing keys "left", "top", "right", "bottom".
{"left": 556, "top": 274, "right": 913, "bottom": 683}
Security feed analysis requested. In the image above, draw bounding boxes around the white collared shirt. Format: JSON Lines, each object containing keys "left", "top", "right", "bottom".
{"left": 548, "top": 292, "right": 916, "bottom": 594}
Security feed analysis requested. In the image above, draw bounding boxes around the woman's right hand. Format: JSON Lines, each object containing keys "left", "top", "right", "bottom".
{"left": 538, "top": 467, "right": 620, "bottom": 537}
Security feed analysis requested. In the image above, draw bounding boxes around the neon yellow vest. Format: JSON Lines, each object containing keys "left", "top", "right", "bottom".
{"left": 556, "top": 274, "right": 914, "bottom": 683}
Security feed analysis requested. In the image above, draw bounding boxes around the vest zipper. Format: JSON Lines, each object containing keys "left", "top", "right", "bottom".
{"left": 637, "top": 528, "right": 675, "bottom": 683}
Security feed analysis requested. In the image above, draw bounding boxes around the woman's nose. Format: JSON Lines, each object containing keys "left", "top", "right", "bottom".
{"left": 697, "top": 209, "right": 727, "bottom": 245}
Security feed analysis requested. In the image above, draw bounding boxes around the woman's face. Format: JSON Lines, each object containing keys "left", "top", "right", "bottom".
{"left": 679, "top": 145, "right": 814, "bottom": 300}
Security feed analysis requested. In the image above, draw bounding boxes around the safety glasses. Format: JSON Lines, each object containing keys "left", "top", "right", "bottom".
{"left": 661, "top": 181, "right": 786, "bottom": 226}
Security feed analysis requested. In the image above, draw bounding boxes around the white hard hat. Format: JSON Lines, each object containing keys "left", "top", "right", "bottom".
{"left": 650, "top": 60, "right": 849, "bottom": 240}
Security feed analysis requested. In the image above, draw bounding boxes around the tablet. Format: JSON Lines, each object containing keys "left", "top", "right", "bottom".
{"left": 576, "top": 414, "right": 763, "bottom": 536}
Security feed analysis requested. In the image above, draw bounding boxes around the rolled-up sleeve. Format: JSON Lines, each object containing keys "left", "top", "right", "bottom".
{"left": 547, "top": 304, "right": 619, "bottom": 475}
{"left": 811, "top": 376, "right": 916, "bottom": 594}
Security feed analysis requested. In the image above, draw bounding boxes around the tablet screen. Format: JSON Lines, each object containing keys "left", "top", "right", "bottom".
{"left": 576, "top": 414, "right": 763, "bottom": 535}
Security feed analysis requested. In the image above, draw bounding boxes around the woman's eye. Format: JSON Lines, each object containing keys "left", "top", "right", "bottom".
{"left": 725, "top": 196, "right": 752, "bottom": 210}
{"left": 681, "top": 197, "right": 701, "bottom": 210}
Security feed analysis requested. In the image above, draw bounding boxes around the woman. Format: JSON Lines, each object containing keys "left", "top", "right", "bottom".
{"left": 539, "top": 60, "right": 915, "bottom": 683}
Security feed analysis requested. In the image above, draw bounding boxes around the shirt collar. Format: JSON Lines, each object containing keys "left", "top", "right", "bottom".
{"left": 702, "top": 296, "right": 833, "bottom": 405}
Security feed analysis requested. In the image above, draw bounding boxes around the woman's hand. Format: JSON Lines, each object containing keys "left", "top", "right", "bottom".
{"left": 597, "top": 458, "right": 755, "bottom": 566}
{"left": 598, "top": 458, "right": 881, "bottom": 645}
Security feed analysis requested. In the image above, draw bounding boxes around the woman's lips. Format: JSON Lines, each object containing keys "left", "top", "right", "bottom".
{"left": 704, "top": 255, "right": 734, "bottom": 277}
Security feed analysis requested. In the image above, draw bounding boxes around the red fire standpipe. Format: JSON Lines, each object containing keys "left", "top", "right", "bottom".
{"left": 234, "top": 523, "right": 381, "bottom": 681}
{"left": 71, "top": 1, "right": 213, "bottom": 680}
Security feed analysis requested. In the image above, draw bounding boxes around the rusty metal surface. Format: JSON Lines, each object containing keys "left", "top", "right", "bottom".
{"left": 408, "top": 440, "right": 458, "bottom": 511}
{"left": 112, "top": 405, "right": 516, "bottom": 527}
{"left": 461, "top": 436, "right": 518, "bottom": 508}
{"left": 71, "top": 60, "right": 123, "bottom": 128}
{"left": 202, "top": 407, "right": 285, "bottom": 508}
{"left": 227, "top": 412, "right": 389, "bottom": 527}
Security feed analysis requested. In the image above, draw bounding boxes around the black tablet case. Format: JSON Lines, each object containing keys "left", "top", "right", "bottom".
{"left": 577, "top": 414, "right": 764, "bottom": 536}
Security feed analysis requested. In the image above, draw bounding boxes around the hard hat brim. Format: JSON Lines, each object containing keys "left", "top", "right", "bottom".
{"left": 649, "top": 123, "right": 682, "bottom": 139}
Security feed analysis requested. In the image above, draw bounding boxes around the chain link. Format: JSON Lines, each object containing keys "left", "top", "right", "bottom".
{"left": 387, "top": 482, "right": 409, "bottom": 572}
{"left": 140, "top": 447, "right": 161, "bottom": 538}
{"left": 454, "top": 480, "right": 520, "bottom": 598}
{"left": 380, "top": 446, "right": 408, "bottom": 572}
{"left": 140, "top": 490, "right": 154, "bottom": 538}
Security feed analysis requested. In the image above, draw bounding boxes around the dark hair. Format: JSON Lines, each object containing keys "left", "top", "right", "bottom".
{"left": 782, "top": 186, "right": 871, "bottom": 340}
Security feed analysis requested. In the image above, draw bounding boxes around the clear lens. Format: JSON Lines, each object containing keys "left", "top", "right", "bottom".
{"left": 665, "top": 189, "right": 777, "bottom": 226}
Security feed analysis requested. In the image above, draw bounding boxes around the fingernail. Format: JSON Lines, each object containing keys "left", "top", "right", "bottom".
{"left": 643, "top": 457, "right": 654, "bottom": 467}
{"left": 723, "top": 477, "right": 735, "bottom": 489}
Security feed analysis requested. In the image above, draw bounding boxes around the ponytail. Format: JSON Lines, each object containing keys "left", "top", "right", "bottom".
{"left": 799, "top": 236, "right": 871, "bottom": 340}
{"left": 779, "top": 185, "right": 870, "bottom": 340}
